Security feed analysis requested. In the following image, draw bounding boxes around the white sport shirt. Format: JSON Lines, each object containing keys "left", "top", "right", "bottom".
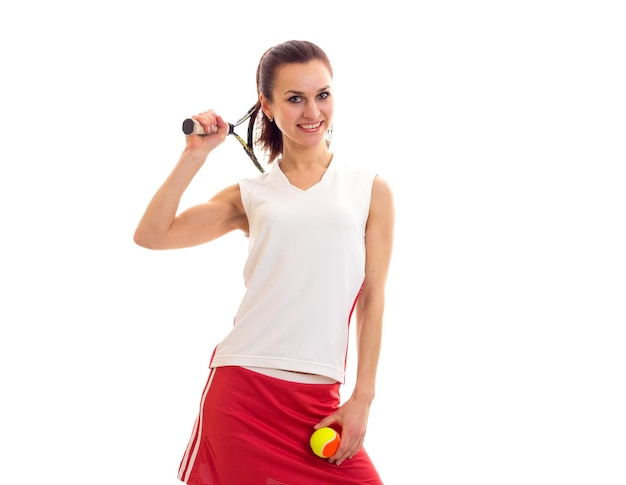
{"left": 210, "top": 157, "right": 376, "bottom": 383}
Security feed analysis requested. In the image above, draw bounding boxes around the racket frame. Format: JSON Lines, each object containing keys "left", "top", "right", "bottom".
{"left": 182, "top": 105, "right": 265, "bottom": 173}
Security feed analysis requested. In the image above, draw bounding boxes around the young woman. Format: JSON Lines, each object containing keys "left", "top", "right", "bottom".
{"left": 134, "top": 40, "right": 394, "bottom": 485}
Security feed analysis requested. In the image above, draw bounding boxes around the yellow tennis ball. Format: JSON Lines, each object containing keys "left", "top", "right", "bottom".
{"left": 310, "top": 427, "right": 341, "bottom": 458}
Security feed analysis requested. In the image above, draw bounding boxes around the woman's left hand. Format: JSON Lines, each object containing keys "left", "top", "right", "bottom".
{"left": 314, "top": 395, "right": 372, "bottom": 466}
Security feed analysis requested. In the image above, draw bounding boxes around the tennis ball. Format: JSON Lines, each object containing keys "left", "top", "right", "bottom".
{"left": 310, "top": 427, "right": 341, "bottom": 458}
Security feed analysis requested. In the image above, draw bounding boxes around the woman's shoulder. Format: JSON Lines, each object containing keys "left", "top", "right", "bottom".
{"left": 238, "top": 169, "right": 272, "bottom": 189}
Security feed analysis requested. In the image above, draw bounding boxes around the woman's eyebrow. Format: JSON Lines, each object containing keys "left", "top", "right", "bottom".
{"left": 283, "top": 85, "right": 332, "bottom": 96}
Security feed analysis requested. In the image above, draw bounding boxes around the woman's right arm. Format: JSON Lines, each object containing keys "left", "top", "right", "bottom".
{"left": 133, "top": 110, "right": 248, "bottom": 250}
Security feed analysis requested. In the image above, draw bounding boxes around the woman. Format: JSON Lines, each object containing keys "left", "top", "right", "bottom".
{"left": 134, "top": 40, "right": 394, "bottom": 485}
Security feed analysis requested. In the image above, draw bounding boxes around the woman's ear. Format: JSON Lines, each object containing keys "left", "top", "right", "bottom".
{"left": 260, "top": 95, "right": 273, "bottom": 121}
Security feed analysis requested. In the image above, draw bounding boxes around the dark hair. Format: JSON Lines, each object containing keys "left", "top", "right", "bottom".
{"left": 252, "top": 40, "right": 333, "bottom": 164}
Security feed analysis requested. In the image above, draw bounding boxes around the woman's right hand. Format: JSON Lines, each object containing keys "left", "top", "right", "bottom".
{"left": 184, "top": 109, "right": 229, "bottom": 153}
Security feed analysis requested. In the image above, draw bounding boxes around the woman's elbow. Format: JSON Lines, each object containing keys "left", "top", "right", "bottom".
{"left": 133, "top": 228, "right": 161, "bottom": 250}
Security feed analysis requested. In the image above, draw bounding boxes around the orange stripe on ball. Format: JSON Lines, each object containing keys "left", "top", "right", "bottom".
{"left": 310, "top": 427, "right": 341, "bottom": 458}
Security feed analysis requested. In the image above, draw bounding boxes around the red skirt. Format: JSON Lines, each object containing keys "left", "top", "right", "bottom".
{"left": 178, "top": 366, "right": 383, "bottom": 485}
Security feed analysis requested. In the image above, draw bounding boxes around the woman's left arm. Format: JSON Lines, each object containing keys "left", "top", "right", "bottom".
{"left": 316, "top": 175, "right": 395, "bottom": 465}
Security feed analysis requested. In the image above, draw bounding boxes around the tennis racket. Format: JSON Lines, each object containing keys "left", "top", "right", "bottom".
{"left": 182, "top": 105, "right": 266, "bottom": 173}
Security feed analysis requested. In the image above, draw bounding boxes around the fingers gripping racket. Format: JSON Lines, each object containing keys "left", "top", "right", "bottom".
{"left": 182, "top": 105, "right": 266, "bottom": 173}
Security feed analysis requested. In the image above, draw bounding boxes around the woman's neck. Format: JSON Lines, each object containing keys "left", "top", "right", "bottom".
{"left": 279, "top": 143, "right": 332, "bottom": 172}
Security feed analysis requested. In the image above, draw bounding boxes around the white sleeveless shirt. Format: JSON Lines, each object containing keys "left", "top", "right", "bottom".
{"left": 210, "top": 157, "right": 376, "bottom": 383}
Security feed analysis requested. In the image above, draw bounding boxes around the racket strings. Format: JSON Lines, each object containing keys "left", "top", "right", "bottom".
{"left": 250, "top": 107, "right": 271, "bottom": 168}
{"left": 227, "top": 104, "right": 266, "bottom": 173}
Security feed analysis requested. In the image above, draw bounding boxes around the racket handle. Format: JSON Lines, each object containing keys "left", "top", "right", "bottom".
{"left": 182, "top": 118, "right": 218, "bottom": 136}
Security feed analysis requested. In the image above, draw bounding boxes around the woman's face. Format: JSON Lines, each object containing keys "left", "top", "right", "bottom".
{"left": 264, "top": 60, "right": 334, "bottom": 150}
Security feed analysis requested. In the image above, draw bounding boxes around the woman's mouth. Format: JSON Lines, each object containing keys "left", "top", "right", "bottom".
{"left": 298, "top": 121, "right": 323, "bottom": 131}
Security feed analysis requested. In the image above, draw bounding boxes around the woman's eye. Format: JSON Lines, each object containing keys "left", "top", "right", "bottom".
{"left": 318, "top": 92, "right": 330, "bottom": 99}
{"left": 288, "top": 96, "right": 302, "bottom": 103}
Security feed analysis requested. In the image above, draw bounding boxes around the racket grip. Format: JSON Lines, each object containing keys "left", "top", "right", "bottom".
{"left": 182, "top": 118, "right": 218, "bottom": 136}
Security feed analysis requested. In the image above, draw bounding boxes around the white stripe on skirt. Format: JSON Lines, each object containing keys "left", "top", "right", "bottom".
{"left": 177, "top": 367, "right": 216, "bottom": 483}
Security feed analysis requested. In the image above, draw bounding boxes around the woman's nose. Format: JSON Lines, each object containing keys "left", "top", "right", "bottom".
{"left": 303, "top": 101, "right": 320, "bottom": 119}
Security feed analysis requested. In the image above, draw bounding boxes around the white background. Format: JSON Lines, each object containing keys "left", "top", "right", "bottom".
{"left": 1, "top": 1, "right": 625, "bottom": 484}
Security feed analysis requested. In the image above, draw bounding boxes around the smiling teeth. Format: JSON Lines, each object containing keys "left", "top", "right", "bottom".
{"left": 300, "top": 122, "right": 321, "bottom": 130}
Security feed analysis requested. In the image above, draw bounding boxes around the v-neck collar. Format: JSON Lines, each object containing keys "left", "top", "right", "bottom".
{"left": 275, "top": 155, "right": 334, "bottom": 193}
